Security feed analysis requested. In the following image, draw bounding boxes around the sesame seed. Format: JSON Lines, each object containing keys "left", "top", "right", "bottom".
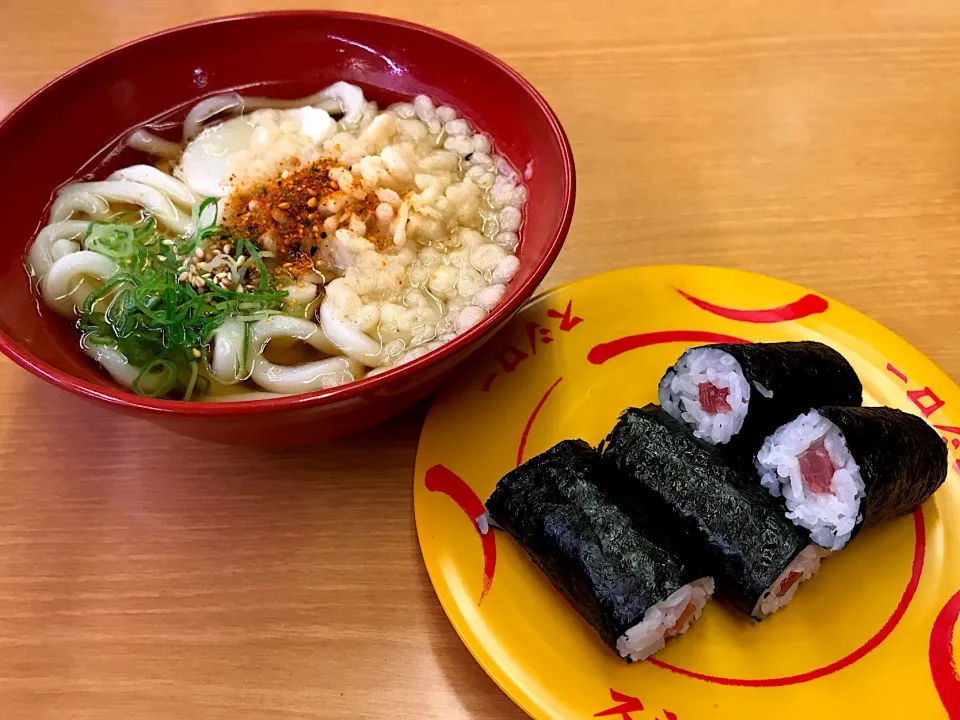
{"left": 236, "top": 286, "right": 245, "bottom": 294}
{"left": 236, "top": 255, "right": 246, "bottom": 265}
{"left": 307, "top": 196, "right": 318, "bottom": 208}
{"left": 192, "top": 348, "right": 202, "bottom": 358}
{"left": 195, "top": 247, "right": 204, "bottom": 258}
{"left": 178, "top": 272, "right": 189, "bottom": 282}
{"left": 278, "top": 202, "right": 291, "bottom": 209}
{"left": 223, "top": 244, "right": 232, "bottom": 255}
{"left": 162, "top": 239, "right": 176, "bottom": 246}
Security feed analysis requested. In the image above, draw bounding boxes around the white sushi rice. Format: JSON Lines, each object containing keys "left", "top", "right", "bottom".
{"left": 615, "top": 577, "right": 714, "bottom": 661}
{"left": 753, "top": 544, "right": 830, "bottom": 619}
{"left": 659, "top": 348, "right": 751, "bottom": 444}
{"left": 756, "top": 410, "right": 866, "bottom": 550}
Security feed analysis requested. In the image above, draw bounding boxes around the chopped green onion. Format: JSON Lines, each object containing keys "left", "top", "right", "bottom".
{"left": 84, "top": 223, "right": 136, "bottom": 259}
{"left": 132, "top": 358, "right": 178, "bottom": 398}
{"left": 240, "top": 239, "right": 271, "bottom": 291}
{"left": 241, "top": 321, "right": 250, "bottom": 372}
{"left": 76, "top": 208, "right": 287, "bottom": 400}
{"left": 180, "top": 197, "right": 221, "bottom": 255}
{"left": 183, "top": 361, "right": 199, "bottom": 401}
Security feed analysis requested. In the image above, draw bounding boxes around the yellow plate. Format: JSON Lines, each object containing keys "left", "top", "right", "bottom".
{"left": 414, "top": 266, "right": 960, "bottom": 720}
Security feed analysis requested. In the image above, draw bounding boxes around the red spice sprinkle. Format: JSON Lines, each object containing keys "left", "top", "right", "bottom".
{"left": 223, "top": 159, "right": 387, "bottom": 279}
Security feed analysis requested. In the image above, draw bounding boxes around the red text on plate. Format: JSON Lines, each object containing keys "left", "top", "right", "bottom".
{"left": 935, "top": 425, "right": 960, "bottom": 450}
{"left": 885, "top": 363, "right": 959, "bottom": 475}
{"left": 481, "top": 300, "right": 584, "bottom": 391}
{"left": 525, "top": 321, "right": 554, "bottom": 354}
{"left": 594, "top": 689, "right": 680, "bottom": 720}
{"left": 887, "top": 363, "right": 946, "bottom": 417}
{"left": 595, "top": 689, "right": 643, "bottom": 719}
{"left": 546, "top": 299, "right": 584, "bottom": 331}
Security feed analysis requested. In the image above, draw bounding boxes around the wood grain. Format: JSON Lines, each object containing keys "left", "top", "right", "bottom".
{"left": 2, "top": 1, "right": 960, "bottom": 717}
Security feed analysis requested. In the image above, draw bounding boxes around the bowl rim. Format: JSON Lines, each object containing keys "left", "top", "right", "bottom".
{"left": 0, "top": 9, "right": 576, "bottom": 417}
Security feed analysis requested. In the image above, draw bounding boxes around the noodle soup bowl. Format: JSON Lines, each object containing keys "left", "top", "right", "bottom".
{"left": 0, "top": 11, "right": 574, "bottom": 445}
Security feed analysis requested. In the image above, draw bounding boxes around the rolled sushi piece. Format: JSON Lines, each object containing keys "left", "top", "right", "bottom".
{"left": 485, "top": 439, "right": 714, "bottom": 662}
{"left": 658, "top": 341, "right": 862, "bottom": 456}
{"left": 600, "top": 405, "right": 828, "bottom": 620}
{"left": 756, "top": 406, "right": 948, "bottom": 551}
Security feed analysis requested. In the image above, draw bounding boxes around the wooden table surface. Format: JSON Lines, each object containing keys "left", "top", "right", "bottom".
{"left": 2, "top": 1, "right": 960, "bottom": 717}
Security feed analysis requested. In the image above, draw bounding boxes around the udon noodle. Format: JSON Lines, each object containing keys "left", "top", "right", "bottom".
{"left": 27, "top": 83, "right": 526, "bottom": 400}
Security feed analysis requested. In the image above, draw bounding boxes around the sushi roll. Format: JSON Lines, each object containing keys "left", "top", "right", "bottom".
{"left": 485, "top": 440, "right": 715, "bottom": 662}
{"left": 658, "top": 341, "right": 862, "bottom": 456}
{"left": 601, "top": 405, "right": 827, "bottom": 619}
{"left": 756, "top": 406, "right": 948, "bottom": 550}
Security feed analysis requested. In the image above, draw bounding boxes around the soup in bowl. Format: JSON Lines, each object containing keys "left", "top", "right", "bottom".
{"left": 0, "top": 11, "right": 575, "bottom": 444}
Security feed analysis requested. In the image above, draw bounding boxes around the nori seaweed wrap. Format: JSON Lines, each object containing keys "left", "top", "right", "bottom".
{"left": 485, "top": 439, "right": 713, "bottom": 661}
{"left": 659, "top": 341, "right": 863, "bottom": 458}
{"left": 756, "top": 406, "right": 949, "bottom": 550}
{"left": 600, "top": 405, "right": 816, "bottom": 619}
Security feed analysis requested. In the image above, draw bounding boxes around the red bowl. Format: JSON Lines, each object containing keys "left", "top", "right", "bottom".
{"left": 0, "top": 11, "right": 575, "bottom": 445}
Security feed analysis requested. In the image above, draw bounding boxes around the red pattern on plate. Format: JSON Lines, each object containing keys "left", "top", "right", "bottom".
{"left": 517, "top": 377, "right": 563, "bottom": 466}
{"left": 929, "top": 588, "right": 960, "bottom": 717}
{"left": 587, "top": 331, "right": 750, "bottom": 365}
{"left": 425, "top": 376, "right": 563, "bottom": 604}
{"left": 650, "top": 509, "right": 926, "bottom": 686}
{"left": 676, "top": 289, "right": 828, "bottom": 323}
{"left": 425, "top": 465, "right": 497, "bottom": 603}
